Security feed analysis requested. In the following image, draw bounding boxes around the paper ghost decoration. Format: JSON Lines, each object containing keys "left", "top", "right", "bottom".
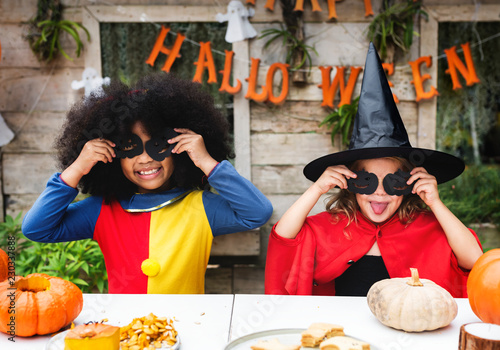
{"left": 71, "top": 67, "right": 111, "bottom": 97}
{"left": 0, "top": 113, "right": 14, "bottom": 147}
{"left": 216, "top": 1, "right": 257, "bottom": 43}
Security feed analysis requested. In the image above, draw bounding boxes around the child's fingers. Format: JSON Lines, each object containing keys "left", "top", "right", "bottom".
{"left": 82, "top": 139, "right": 115, "bottom": 163}
{"left": 407, "top": 167, "right": 433, "bottom": 185}
{"left": 173, "top": 128, "right": 195, "bottom": 135}
{"left": 319, "top": 166, "right": 355, "bottom": 190}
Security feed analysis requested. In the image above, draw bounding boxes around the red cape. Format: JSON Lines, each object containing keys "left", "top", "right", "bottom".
{"left": 265, "top": 211, "right": 480, "bottom": 298}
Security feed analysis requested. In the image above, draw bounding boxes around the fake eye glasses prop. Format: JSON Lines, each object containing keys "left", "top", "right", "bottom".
{"left": 112, "top": 128, "right": 179, "bottom": 161}
{"left": 347, "top": 169, "right": 414, "bottom": 196}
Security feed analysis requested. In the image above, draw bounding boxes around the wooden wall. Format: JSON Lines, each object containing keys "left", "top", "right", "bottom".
{"left": 1, "top": 0, "right": 499, "bottom": 261}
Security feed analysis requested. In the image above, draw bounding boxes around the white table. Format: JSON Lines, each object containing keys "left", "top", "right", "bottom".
{"left": 0, "top": 294, "right": 234, "bottom": 350}
{"left": 0, "top": 294, "right": 483, "bottom": 350}
{"left": 229, "top": 295, "right": 483, "bottom": 350}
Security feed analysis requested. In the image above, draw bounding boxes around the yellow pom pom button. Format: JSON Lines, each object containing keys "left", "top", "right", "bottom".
{"left": 141, "top": 259, "right": 161, "bottom": 277}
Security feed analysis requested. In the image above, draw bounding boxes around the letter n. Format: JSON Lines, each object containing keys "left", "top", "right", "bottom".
{"left": 444, "top": 42, "right": 481, "bottom": 90}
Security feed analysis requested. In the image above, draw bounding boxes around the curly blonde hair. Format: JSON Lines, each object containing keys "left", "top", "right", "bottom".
{"left": 325, "top": 157, "right": 427, "bottom": 230}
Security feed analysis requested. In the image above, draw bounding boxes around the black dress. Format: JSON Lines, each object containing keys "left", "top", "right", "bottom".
{"left": 334, "top": 255, "right": 390, "bottom": 296}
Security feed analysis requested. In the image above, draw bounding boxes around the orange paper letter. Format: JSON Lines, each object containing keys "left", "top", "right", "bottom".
{"left": 364, "top": 0, "right": 374, "bottom": 16}
{"left": 318, "top": 66, "right": 362, "bottom": 108}
{"left": 193, "top": 42, "right": 218, "bottom": 84}
{"left": 245, "top": 58, "right": 268, "bottom": 102}
{"left": 294, "top": 0, "right": 322, "bottom": 12}
{"left": 219, "top": 50, "right": 242, "bottom": 95}
{"left": 265, "top": 0, "right": 276, "bottom": 11}
{"left": 266, "top": 63, "right": 290, "bottom": 105}
{"left": 408, "top": 56, "right": 439, "bottom": 102}
{"left": 326, "top": 0, "right": 337, "bottom": 19}
{"left": 145, "top": 26, "right": 185, "bottom": 73}
{"left": 444, "top": 42, "right": 481, "bottom": 90}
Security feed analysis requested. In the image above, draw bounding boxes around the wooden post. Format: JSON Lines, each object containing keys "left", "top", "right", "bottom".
{"left": 459, "top": 323, "right": 500, "bottom": 350}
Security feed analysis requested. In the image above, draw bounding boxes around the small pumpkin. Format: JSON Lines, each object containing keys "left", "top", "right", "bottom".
{"left": 367, "top": 268, "right": 458, "bottom": 332}
{"left": 467, "top": 248, "right": 500, "bottom": 325}
{"left": 0, "top": 273, "right": 83, "bottom": 337}
{"left": 0, "top": 248, "right": 10, "bottom": 282}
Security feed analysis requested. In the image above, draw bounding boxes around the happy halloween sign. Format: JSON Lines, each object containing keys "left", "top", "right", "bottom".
{"left": 146, "top": 25, "right": 480, "bottom": 107}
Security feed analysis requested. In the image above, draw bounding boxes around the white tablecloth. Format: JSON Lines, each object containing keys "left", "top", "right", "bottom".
{"left": 230, "top": 295, "right": 483, "bottom": 350}
{"left": 0, "top": 294, "right": 234, "bottom": 350}
{"left": 0, "top": 294, "right": 483, "bottom": 350}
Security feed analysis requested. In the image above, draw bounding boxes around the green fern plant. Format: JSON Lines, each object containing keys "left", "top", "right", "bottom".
{"left": 259, "top": 24, "right": 318, "bottom": 72}
{"left": 25, "top": 0, "right": 90, "bottom": 62}
{"left": 32, "top": 19, "right": 90, "bottom": 61}
{"left": 366, "top": 0, "right": 427, "bottom": 61}
{"left": 319, "top": 97, "right": 359, "bottom": 147}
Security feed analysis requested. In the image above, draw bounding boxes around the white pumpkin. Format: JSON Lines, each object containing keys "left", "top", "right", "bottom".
{"left": 367, "top": 268, "right": 458, "bottom": 332}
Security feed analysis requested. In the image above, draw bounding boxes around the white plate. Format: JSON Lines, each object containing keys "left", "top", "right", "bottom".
{"left": 225, "top": 328, "right": 377, "bottom": 350}
{"left": 45, "top": 329, "right": 181, "bottom": 350}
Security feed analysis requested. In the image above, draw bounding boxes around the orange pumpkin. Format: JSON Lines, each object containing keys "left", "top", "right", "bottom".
{"left": 0, "top": 248, "right": 10, "bottom": 282}
{"left": 0, "top": 273, "right": 83, "bottom": 337}
{"left": 467, "top": 249, "right": 500, "bottom": 325}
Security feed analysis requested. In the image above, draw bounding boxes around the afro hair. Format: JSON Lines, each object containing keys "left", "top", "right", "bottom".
{"left": 55, "top": 72, "right": 234, "bottom": 202}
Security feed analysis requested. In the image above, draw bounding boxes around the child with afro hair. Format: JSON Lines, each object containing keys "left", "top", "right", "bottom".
{"left": 23, "top": 73, "right": 273, "bottom": 294}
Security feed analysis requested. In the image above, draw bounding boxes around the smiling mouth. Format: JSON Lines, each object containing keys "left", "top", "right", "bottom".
{"left": 138, "top": 168, "right": 160, "bottom": 176}
{"left": 370, "top": 202, "right": 388, "bottom": 215}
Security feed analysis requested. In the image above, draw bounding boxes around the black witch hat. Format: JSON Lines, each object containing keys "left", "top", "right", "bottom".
{"left": 303, "top": 42, "right": 464, "bottom": 184}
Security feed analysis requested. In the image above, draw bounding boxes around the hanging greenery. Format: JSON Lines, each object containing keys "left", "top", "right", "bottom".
{"left": 25, "top": 0, "right": 90, "bottom": 62}
{"left": 366, "top": 0, "right": 427, "bottom": 62}
{"left": 319, "top": 97, "right": 359, "bottom": 148}
{"left": 259, "top": 0, "right": 318, "bottom": 83}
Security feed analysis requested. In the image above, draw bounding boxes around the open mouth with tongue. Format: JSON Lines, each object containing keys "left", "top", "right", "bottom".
{"left": 370, "top": 202, "right": 389, "bottom": 215}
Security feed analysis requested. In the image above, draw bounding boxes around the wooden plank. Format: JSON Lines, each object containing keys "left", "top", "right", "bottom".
{"left": 417, "top": 12, "right": 438, "bottom": 150}
{"left": 251, "top": 101, "right": 328, "bottom": 133}
{"left": 211, "top": 230, "right": 260, "bottom": 256}
{"left": 3, "top": 153, "right": 57, "bottom": 194}
{"left": 0, "top": 68, "right": 84, "bottom": 112}
{"left": 0, "top": 0, "right": 38, "bottom": 23}
{"left": 82, "top": 7, "right": 102, "bottom": 76}
{"left": 251, "top": 133, "right": 338, "bottom": 165}
{"left": 86, "top": 5, "right": 227, "bottom": 23}
{"left": 233, "top": 40, "right": 252, "bottom": 180}
{"left": 251, "top": 100, "right": 416, "bottom": 137}
{"left": 252, "top": 165, "right": 313, "bottom": 195}
{"left": 204, "top": 267, "right": 233, "bottom": 294}
{"left": 2, "top": 112, "right": 65, "bottom": 153}
{"left": 424, "top": 5, "right": 500, "bottom": 22}
{"left": 233, "top": 266, "right": 265, "bottom": 294}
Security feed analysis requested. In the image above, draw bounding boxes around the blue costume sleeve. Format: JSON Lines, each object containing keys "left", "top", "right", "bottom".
{"left": 22, "top": 174, "right": 102, "bottom": 243}
{"left": 202, "top": 160, "right": 273, "bottom": 236}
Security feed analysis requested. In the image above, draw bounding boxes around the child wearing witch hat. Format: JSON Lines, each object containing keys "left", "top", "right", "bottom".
{"left": 265, "top": 43, "right": 482, "bottom": 298}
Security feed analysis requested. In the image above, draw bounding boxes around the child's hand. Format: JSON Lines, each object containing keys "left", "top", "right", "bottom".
{"left": 169, "top": 128, "right": 218, "bottom": 175}
{"left": 61, "top": 139, "right": 115, "bottom": 188}
{"left": 409, "top": 167, "right": 441, "bottom": 208}
{"left": 313, "top": 165, "right": 357, "bottom": 195}
{"left": 74, "top": 139, "right": 116, "bottom": 174}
